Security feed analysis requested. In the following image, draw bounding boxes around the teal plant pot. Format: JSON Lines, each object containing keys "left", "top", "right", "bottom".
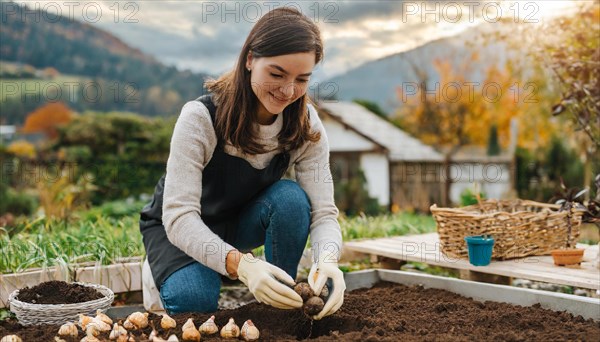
{"left": 464, "top": 235, "right": 495, "bottom": 266}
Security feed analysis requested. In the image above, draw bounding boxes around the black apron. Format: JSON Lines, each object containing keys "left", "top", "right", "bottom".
{"left": 139, "top": 94, "right": 290, "bottom": 288}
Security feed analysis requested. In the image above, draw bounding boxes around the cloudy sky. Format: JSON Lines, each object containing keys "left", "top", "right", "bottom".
{"left": 36, "top": 0, "right": 580, "bottom": 81}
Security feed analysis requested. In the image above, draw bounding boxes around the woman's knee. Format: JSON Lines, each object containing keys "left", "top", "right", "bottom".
{"left": 261, "top": 180, "right": 311, "bottom": 246}
{"left": 267, "top": 180, "right": 311, "bottom": 215}
{"left": 159, "top": 263, "right": 220, "bottom": 314}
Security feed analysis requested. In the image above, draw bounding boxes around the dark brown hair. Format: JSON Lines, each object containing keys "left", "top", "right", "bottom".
{"left": 205, "top": 7, "right": 322, "bottom": 154}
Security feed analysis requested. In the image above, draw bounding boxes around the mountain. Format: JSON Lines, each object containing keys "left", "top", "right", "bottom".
{"left": 319, "top": 23, "right": 520, "bottom": 115}
{"left": 0, "top": 1, "right": 213, "bottom": 123}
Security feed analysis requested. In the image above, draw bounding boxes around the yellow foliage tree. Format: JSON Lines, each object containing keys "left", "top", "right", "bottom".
{"left": 7, "top": 140, "right": 36, "bottom": 159}
{"left": 22, "top": 102, "right": 73, "bottom": 140}
{"left": 394, "top": 53, "right": 560, "bottom": 152}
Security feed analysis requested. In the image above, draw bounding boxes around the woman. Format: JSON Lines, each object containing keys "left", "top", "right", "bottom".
{"left": 140, "top": 7, "right": 344, "bottom": 320}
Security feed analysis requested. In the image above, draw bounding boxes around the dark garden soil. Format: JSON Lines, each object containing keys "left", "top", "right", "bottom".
{"left": 2, "top": 281, "right": 599, "bottom": 341}
{"left": 16, "top": 281, "right": 104, "bottom": 304}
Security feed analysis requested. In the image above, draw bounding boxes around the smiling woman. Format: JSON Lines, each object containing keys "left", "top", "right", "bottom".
{"left": 139, "top": 7, "right": 345, "bottom": 320}
{"left": 246, "top": 53, "right": 315, "bottom": 125}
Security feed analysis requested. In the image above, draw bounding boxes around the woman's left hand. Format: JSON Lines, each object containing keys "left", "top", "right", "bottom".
{"left": 308, "top": 253, "right": 346, "bottom": 320}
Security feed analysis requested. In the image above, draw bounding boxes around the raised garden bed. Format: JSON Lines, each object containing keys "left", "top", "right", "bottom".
{"left": 1, "top": 270, "right": 599, "bottom": 341}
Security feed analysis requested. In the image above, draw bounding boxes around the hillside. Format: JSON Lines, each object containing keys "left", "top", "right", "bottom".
{"left": 0, "top": 1, "right": 212, "bottom": 123}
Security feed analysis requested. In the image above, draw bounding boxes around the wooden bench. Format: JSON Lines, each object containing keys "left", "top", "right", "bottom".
{"left": 343, "top": 233, "right": 600, "bottom": 290}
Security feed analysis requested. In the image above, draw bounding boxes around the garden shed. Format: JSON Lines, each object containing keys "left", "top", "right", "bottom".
{"left": 317, "top": 101, "right": 445, "bottom": 212}
{"left": 317, "top": 101, "right": 515, "bottom": 212}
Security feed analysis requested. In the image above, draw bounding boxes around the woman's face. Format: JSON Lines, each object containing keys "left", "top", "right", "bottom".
{"left": 246, "top": 51, "right": 316, "bottom": 117}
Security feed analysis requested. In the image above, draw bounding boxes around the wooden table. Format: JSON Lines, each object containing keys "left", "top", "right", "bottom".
{"left": 344, "top": 233, "right": 600, "bottom": 290}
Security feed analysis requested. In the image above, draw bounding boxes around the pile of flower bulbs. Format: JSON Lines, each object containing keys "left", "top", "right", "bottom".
{"left": 294, "top": 282, "right": 329, "bottom": 316}
{"left": 41, "top": 309, "right": 260, "bottom": 341}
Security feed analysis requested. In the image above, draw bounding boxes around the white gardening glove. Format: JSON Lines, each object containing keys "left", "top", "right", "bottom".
{"left": 308, "top": 249, "right": 346, "bottom": 320}
{"left": 237, "top": 253, "right": 303, "bottom": 309}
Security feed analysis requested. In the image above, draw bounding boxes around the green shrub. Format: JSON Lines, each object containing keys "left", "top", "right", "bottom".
{"left": 0, "top": 188, "right": 38, "bottom": 216}
{"left": 61, "top": 145, "right": 93, "bottom": 160}
{"left": 516, "top": 138, "right": 587, "bottom": 202}
{"left": 49, "top": 112, "right": 173, "bottom": 204}
{"left": 459, "top": 187, "right": 486, "bottom": 207}
{"left": 82, "top": 198, "right": 146, "bottom": 220}
{"left": 334, "top": 169, "right": 383, "bottom": 216}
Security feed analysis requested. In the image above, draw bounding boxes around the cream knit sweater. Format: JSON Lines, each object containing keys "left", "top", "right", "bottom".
{"left": 162, "top": 100, "right": 342, "bottom": 276}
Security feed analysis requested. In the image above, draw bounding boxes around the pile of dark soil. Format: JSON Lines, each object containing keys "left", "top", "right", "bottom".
{"left": 2, "top": 282, "right": 599, "bottom": 341}
{"left": 16, "top": 281, "right": 104, "bottom": 304}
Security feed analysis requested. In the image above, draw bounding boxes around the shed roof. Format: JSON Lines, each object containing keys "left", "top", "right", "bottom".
{"left": 318, "top": 101, "right": 444, "bottom": 162}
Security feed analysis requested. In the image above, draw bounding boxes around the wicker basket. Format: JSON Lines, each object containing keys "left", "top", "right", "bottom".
{"left": 8, "top": 282, "right": 114, "bottom": 326}
{"left": 431, "top": 199, "right": 584, "bottom": 260}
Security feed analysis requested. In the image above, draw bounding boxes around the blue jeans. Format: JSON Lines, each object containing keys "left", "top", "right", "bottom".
{"left": 159, "top": 179, "right": 311, "bottom": 314}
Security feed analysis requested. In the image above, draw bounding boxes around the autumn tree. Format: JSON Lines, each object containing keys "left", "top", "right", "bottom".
{"left": 395, "top": 54, "right": 484, "bottom": 150}
{"left": 395, "top": 53, "right": 560, "bottom": 152}
{"left": 544, "top": 5, "right": 600, "bottom": 148}
{"left": 488, "top": 2, "right": 599, "bottom": 194}
{"left": 542, "top": 4, "right": 599, "bottom": 194}
{"left": 21, "top": 102, "right": 73, "bottom": 139}
{"left": 394, "top": 47, "right": 562, "bottom": 205}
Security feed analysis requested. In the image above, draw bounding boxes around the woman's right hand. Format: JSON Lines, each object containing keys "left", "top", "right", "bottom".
{"left": 235, "top": 253, "right": 303, "bottom": 309}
